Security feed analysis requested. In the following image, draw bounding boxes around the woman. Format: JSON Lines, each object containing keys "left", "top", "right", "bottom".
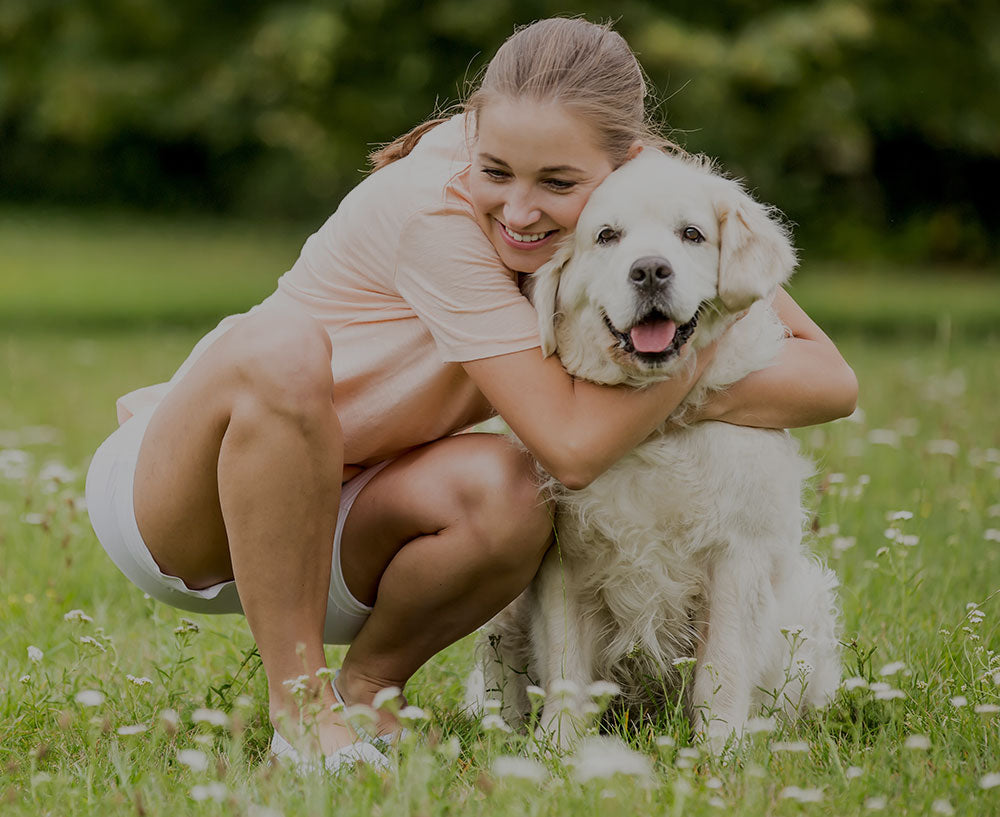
{"left": 86, "top": 18, "right": 857, "bottom": 770}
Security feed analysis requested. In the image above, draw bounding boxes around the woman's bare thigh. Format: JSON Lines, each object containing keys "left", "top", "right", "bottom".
{"left": 132, "top": 306, "right": 337, "bottom": 589}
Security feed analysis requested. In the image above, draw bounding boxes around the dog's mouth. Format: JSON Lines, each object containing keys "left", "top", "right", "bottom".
{"left": 603, "top": 307, "right": 702, "bottom": 363}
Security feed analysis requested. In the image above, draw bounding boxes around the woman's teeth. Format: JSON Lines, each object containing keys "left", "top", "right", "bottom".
{"left": 502, "top": 224, "right": 550, "bottom": 243}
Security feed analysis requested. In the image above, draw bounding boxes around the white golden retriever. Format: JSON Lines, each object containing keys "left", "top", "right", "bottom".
{"left": 471, "top": 149, "right": 841, "bottom": 751}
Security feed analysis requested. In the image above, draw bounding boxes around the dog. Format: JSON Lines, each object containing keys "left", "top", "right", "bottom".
{"left": 470, "top": 148, "right": 841, "bottom": 752}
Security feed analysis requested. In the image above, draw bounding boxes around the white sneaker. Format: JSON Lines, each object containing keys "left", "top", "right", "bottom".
{"left": 269, "top": 729, "right": 389, "bottom": 774}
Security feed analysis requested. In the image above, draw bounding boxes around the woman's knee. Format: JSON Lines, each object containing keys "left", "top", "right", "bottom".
{"left": 221, "top": 308, "right": 335, "bottom": 421}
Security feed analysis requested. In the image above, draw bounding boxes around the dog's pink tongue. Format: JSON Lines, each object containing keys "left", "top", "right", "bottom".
{"left": 630, "top": 319, "right": 677, "bottom": 353}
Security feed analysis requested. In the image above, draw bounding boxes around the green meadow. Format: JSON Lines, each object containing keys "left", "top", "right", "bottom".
{"left": 2, "top": 210, "right": 1000, "bottom": 815}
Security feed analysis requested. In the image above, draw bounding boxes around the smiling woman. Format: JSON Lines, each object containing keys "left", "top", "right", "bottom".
{"left": 83, "top": 16, "right": 855, "bottom": 776}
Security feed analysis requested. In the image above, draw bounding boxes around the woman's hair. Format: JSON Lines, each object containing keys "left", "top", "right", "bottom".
{"left": 369, "top": 17, "right": 672, "bottom": 171}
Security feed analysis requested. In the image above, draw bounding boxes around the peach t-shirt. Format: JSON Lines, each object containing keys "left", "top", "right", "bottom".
{"left": 116, "top": 114, "right": 541, "bottom": 465}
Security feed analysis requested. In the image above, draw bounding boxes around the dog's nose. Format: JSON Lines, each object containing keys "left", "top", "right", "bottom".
{"left": 629, "top": 256, "right": 673, "bottom": 290}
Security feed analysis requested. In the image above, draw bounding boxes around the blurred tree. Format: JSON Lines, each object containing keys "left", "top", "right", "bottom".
{"left": 0, "top": 0, "right": 997, "bottom": 262}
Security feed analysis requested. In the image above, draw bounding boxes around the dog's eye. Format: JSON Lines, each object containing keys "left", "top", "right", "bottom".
{"left": 596, "top": 227, "right": 621, "bottom": 246}
{"left": 682, "top": 226, "right": 705, "bottom": 244}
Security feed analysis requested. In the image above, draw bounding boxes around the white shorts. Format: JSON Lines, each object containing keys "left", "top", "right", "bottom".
{"left": 85, "top": 406, "right": 388, "bottom": 644}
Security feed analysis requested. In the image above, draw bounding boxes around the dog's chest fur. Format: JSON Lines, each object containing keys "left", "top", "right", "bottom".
{"left": 545, "top": 303, "right": 812, "bottom": 701}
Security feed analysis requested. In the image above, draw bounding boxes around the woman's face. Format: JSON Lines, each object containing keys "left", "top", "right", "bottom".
{"left": 468, "top": 98, "right": 617, "bottom": 274}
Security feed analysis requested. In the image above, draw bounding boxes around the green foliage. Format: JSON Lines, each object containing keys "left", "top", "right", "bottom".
{"left": 0, "top": 1, "right": 998, "bottom": 262}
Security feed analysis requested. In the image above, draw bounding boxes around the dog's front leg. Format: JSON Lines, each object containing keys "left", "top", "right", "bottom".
{"left": 692, "top": 551, "right": 775, "bottom": 753}
{"left": 531, "top": 546, "right": 595, "bottom": 750}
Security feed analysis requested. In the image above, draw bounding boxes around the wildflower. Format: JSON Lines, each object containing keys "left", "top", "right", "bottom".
{"left": 899, "top": 535, "right": 920, "bottom": 547}
{"left": 887, "top": 510, "right": 913, "bottom": 521}
{"left": 19, "top": 674, "right": 31, "bottom": 684}
{"left": 481, "top": 714, "right": 513, "bottom": 733}
{"left": 313, "top": 666, "right": 334, "bottom": 680}
{"left": 842, "top": 676, "right": 868, "bottom": 691}
{"left": 654, "top": 735, "right": 676, "bottom": 748}
{"left": 343, "top": 704, "right": 378, "bottom": 730}
{"left": 570, "top": 736, "right": 653, "bottom": 785}
{"left": 549, "top": 679, "right": 582, "bottom": 698}
{"left": 526, "top": 685, "right": 546, "bottom": 703}
{"left": 483, "top": 698, "right": 502, "bottom": 714}
{"left": 79, "top": 635, "right": 106, "bottom": 652}
{"left": 672, "top": 656, "right": 697, "bottom": 668}
{"left": 160, "top": 709, "right": 180, "bottom": 734}
{"left": 932, "top": 799, "right": 955, "bottom": 815}
{"left": 397, "top": 705, "right": 429, "bottom": 724}
{"left": 39, "top": 462, "right": 76, "bottom": 483}
{"left": 986, "top": 530, "right": 1000, "bottom": 543}
{"left": 189, "top": 783, "right": 227, "bottom": 801}
{"left": 746, "top": 717, "right": 776, "bottom": 734}
{"left": 27, "top": 645, "right": 43, "bottom": 663}
{"left": 708, "top": 796, "right": 725, "bottom": 807}
{"left": 126, "top": 675, "right": 153, "bottom": 686}
{"left": 174, "top": 618, "right": 200, "bottom": 635}
{"left": 865, "top": 796, "right": 887, "bottom": 810}
{"left": 587, "top": 681, "right": 622, "bottom": 699}
{"left": 117, "top": 724, "right": 149, "bottom": 736}
{"left": 64, "top": 609, "right": 93, "bottom": 623}
{"left": 926, "top": 440, "right": 959, "bottom": 456}
{"left": 780, "top": 625, "right": 804, "bottom": 638}
{"left": 281, "top": 674, "right": 309, "bottom": 695}
{"left": 21, "top": 512, "right": 45, "bottom": 525}
{"left": 832, "top": 536, "right": 857, "bottom": 555}
{"left": 879, "top": 662, "right": 906, "bottom": 677}
{"left": 980, "top": 773, "right": 1000, "bottom": 790}
{"left": 75, "top": 689, "right": 105, "bottom": 707}
{"left": 192, "top": 708, "right": 230, "bottom": 728}
{"left": 873, "top": 688, "right": 905, "bottom": 701}
{"left": 437, "top": 735, "right": 461, "bottom": 762}
{"left": 904, "top": 734, "right": 931, "bottom": 750}
{"left": 827, "top": 473, "right": 846, "bottom": 484}
{"left": 177, "top": 749, "right": 209, "bottom": 772}
{"left": 492, "top": 755, "right": 548, "bottom": 783}
{"left": 950, "top": 696, "right": 968, "bottom": 708}
{"left": 706, "top": 776, "right": 723, "bottom": 790}
{"left": 372, "top": 686, "right": 403, "bottom": 711}
{"left": 868, "top": 430, "right": 899, "bottom": 447}
{"left": 845, "top": 766, "right": 863, "bottom": 779}
{"left": 771, "top": 741, "right": 810, "bottom": 753}
{"left": 780, "top": 786, "right": 824, "bottom": 803}
{"left": 974, "top": 704, "right": 1000, "bottom": 714}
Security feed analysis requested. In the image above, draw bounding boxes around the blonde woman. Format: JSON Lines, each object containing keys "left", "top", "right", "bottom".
{"left": 86, "top": 17, "right": 857, "bottom": 770}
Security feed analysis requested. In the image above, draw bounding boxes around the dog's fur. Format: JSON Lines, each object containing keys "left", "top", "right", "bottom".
{"left": 470, "top": 149, "right": 840, "bottom": 750}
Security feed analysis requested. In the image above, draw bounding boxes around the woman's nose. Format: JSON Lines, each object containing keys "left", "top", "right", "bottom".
{"left": 502, "top": 187, "right": 542, "bottom": 229}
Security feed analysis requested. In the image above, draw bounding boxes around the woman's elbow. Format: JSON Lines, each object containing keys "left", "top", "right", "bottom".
{"left": 831, "top": 360, "right": 859, "bottom": 420}
{"left": 539, "top": 440, "right": 605, "bottom": 491}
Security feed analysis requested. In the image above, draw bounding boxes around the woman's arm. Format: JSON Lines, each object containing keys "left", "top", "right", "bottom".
{"left": 463, "top": 341, "right": 717, "bottom": 490}
{"left": 693, "top": 288, "right": 858, "bottom": 429}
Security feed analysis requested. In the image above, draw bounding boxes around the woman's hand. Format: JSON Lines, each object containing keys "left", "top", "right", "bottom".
{"left": 689, "top": 288, "right": 858, "bottom": 429}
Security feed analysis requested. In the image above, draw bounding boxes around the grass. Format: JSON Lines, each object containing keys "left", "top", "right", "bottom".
{"left": 2, "top": 208, "right": 1000, "bottom": 815}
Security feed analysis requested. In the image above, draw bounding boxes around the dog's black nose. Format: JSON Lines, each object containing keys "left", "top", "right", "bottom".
{"left": 629, "top": 256, "right": 673, "bottom": 290}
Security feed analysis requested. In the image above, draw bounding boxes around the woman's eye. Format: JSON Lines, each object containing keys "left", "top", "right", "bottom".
{"left": 682, "top": 226, "right": 705, "bottom": 243}
{"left": 596, "top": 227, "right": 621, "bottom": 245}
{"left": 482, "top": 168, "right": 509, "bottom": 181}
{"left": 544, "top": 178, "right": 575, "bottom": 191}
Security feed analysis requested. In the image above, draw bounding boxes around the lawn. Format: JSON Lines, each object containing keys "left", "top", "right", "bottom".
{"left": 1, "top": 210, "right": 999, "bottom": 815}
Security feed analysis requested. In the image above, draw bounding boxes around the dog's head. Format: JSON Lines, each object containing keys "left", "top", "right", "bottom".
{"left": 531, "top": 149, "right": 796, "bottom": 385}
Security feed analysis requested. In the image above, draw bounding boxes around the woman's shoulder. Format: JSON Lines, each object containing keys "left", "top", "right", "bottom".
{"left": 329, "top": 113, "right": 474, "bottom": 230}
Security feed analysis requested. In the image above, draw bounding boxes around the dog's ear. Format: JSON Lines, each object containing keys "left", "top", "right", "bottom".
{"left": 530, "top": 238, "right": 574, "bottom": 357}
{"left": 715, "top": 182, "right": 797, "bottom": 312}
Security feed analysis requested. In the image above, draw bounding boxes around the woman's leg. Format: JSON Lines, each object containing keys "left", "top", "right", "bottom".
{"left": 335, "top": 433, "right": 554, "bottom": 730}
{"left": 132, "top": 305, "right": 353, "bottom": 754}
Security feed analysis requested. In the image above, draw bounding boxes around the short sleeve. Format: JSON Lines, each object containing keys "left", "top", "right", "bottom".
{"left": 394, "top": 207, "right": 541, "bottom": 362}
